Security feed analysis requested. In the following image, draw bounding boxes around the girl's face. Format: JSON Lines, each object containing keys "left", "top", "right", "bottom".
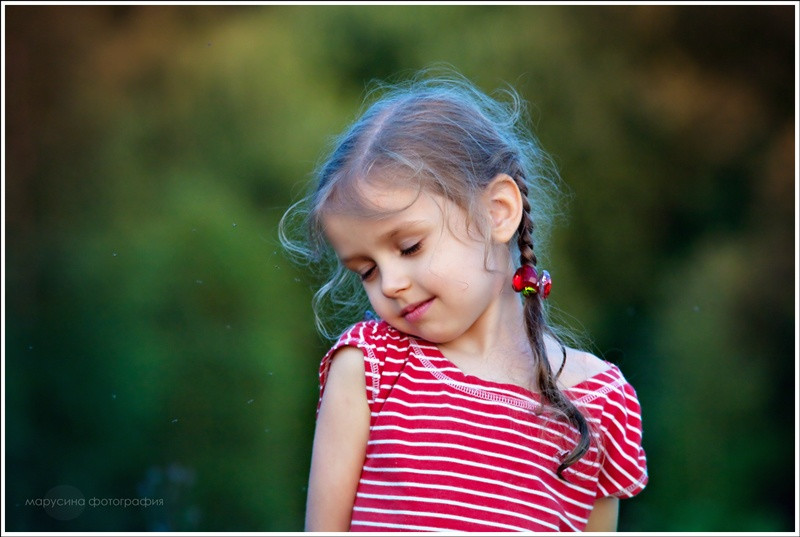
{"left": 322, "top": 182, "right": 514, "bottom": 346}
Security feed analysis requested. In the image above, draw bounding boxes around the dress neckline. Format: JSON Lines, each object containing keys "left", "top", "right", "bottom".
{"left": 408, "top": 336, "right": 620, "bottom": 409}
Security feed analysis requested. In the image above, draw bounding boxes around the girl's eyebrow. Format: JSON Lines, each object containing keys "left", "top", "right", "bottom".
{"left": 382, "top": 219, "right": 427, "bottom": 240}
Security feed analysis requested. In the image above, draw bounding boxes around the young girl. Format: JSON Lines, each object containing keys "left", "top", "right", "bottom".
{"left": 281, "top": 71, "right": 648, "bottom": 532}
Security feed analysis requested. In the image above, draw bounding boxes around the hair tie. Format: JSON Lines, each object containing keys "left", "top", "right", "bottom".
{"left": 512, "top": 265, "right": 552, "bottom": 299}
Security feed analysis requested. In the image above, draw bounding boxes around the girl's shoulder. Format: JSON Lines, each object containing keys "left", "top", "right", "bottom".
{"left": 560, "top": 348, "right": 613, "bottom": 390}
{"left": 320, "top": 320, "right": 415, "bottom": 410}
{"left": 333, "top": 319, "right": 408, "bottom": 348}
{"left": 545, "top": 337, "right": 613, "bottom": 390}
{"left": 324, "top": 319, "right": 414, "bottom": 373}
{"left": 559, "top": 348, "right": 644, "bottom": 417}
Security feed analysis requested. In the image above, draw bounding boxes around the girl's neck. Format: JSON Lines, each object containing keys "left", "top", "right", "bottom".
{"left": 435, "top": 286, "right": 536, "bottom": 388}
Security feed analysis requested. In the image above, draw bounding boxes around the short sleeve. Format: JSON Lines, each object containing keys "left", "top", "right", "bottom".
{"left": 595, "top": 375, "right": 649, "bottom": 499}
{"left": 317, "top": 320, "right": 399, "bottom": 418}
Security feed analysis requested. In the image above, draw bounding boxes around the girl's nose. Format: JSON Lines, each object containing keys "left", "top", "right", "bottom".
{"left": 380, "top": 264, "right": 411, "bottom": 298}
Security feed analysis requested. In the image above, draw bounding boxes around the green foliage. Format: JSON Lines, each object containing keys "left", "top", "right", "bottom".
{"left": 4, "top": 4, "right": 795, "bottom": 532}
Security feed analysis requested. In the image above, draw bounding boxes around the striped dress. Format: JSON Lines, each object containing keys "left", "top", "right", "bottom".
{"left": 318, "top": 320, "right": 648, "bottom": 532}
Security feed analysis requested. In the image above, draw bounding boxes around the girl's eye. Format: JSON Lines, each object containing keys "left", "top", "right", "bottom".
{"left": 360, "top": 266, "right": 376, "bottom": 281}
{"left": 400, "top": 242, "right": 422, "bottom": 256}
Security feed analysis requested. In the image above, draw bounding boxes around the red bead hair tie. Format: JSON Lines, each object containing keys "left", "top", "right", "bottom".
{"left": 512, "top": 265, "right": 552, "bottom": 299}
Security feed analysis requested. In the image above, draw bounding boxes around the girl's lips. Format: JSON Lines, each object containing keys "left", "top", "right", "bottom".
{"left": 401, "top": 298, "right": 434, "bottom": 322}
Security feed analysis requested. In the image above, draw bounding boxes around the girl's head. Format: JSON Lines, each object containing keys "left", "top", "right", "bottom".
{"left": 321, "top": 174, "right": 522, "bottom": 346}
{"left": 282, "top": 71, "right": 562, "bottom": 340}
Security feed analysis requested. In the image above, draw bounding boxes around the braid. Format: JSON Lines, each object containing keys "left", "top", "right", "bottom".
{"left": 513, "top": 169, "right": 538, "bottom": 268}
{"left": 511, "top": 168, "right": 591, "bottom": 480}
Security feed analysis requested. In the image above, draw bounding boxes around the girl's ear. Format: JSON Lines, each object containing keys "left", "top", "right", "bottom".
{"left": 482, "top": 174, "right": 523, "bottom": 244}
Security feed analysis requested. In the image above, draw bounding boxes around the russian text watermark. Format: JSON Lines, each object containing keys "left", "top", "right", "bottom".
{"left": 25, "top": 485, "right": 164, "bottom": 521}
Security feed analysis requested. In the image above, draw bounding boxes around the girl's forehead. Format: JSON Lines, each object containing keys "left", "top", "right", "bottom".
{"left": 322, "top": 171, "right": 443, "bottom": 218}
{"left": 357, "top": 182, "right": 423, "bottom": 212}
{"left": 324, "top": 186, "right": 445, "bottom": 226}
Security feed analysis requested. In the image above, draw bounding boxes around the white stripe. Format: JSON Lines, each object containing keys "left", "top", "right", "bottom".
{"left": 365, "top": 451, "right": 594, "bottom": 508}
{"left": 349, "top": 519, "right": 455, "bottom": 532}
{"left": 369, "top": 436, "right": 569, "bottom": 481}
{"left": 371, "top": 395, "right": 603, "bottom": 462}
{"left": 599, "top": 444, "right": 644, "bottom": 489}
{"left": 358, "top": 478, "right": 585, "bottom": 530}
{"left": 373, "top": 410, "right": 601, "bottom": 462}
{"left": 356, "top": 491, "right": 562, "bottom": 531}
{"left": 377, "top": 382, "right": 546, "bottom": 416}
{"left": 599, "top": 465, "right": 647, "bottom": 498}
{"left": 570, "top": 376, "right": 626, "bottom": 405}
{"left": 402, "top": 360, "right": 542, "bottom": 404}
{"left": 596, "top": 419, "right": 645, "bottom": 488}
{"left": 381, "top": 394, "right": 593, "bottom": 431}
{"left": 599, "top": 407, "right": 645, "bottom": 474}
{"left": 370, "top": 422, "right": 600, "bottom": 477}
{"left": 362, "top": 466, "right": 593, "bottom": 525}
{"left": 368, "top": 436, "right": 597, "bottom": 494}
{"left": 351, "top": 505, "right": 531, "bottom": 532}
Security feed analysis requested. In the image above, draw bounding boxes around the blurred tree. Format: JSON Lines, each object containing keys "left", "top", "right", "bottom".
{"left": 4, "top": 4, "right": 795, "bottom": 532}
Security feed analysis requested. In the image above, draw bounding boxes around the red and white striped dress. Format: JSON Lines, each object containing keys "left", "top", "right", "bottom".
{"left": 318, "top": 320, "right": 648, "bottom": 532}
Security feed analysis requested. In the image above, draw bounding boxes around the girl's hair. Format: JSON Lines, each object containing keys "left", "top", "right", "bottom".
{"left": 280, "top": 68, "right": 590, "bottom": 478}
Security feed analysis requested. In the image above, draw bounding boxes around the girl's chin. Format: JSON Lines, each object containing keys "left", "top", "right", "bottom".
{"left": 383, "top": 320, "right": 425, "bottom": 340}
{"left": 397, "top": 325, "right": 459, "bottom": 345}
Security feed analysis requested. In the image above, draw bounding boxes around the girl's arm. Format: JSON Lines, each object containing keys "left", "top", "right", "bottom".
{"left": 304, "top": 346, "right": 371, "bottom": 531}
{"left": 584, "top": 496, "right": 620, "bottom": 532}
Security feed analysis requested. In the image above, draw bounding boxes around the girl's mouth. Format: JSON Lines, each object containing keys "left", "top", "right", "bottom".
{"left": 401, "top": 298, "right": 434, "bottom": 322}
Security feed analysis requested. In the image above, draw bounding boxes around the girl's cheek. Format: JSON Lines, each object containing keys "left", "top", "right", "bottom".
{"left": 365, "top": 288, "right": 384, "bottom": 310}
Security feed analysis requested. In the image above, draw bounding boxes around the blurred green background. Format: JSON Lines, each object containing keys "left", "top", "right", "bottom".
{"left": 4, "top": 4, "right": 796, "bottom": 532}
